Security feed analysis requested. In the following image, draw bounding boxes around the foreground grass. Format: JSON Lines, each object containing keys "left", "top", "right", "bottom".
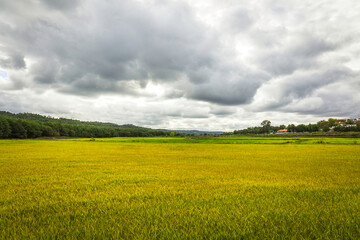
{"left": 0, "top": 139, "right": 359, "bottom": 239}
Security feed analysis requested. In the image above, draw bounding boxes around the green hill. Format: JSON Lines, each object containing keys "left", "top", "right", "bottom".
{"left": 0, "top": 111, "right": 167, "bottom": 139}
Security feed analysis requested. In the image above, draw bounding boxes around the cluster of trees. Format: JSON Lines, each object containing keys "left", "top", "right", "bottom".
{"left": 317, "top": 118, "right": 359, "bottom": 132}
{"left": 285, "top": 123, "right": 320, "bottom": 133}
{"left": 233, "top": 123, "right": 288, "bottom": 134}
{"left": 0, "top": 111, "right": 168, "bottom": 139}
{"left": 234, "top": 118, "right": 360, "bottom": 134}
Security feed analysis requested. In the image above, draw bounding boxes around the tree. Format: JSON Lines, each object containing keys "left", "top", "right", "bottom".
{"left": 0, "top": 117, "right": 11, "bottom": 138}
{"left": 328, "top": 118, "right": 336, "bottom": 127}
{"left": 23, "top": 121, "right": 42, "bottom": 138}
{"left": 287, "top": 124, "right": 296, "bottom": 133}
{"left": 306, "top": 123, "right": 318, "bottom": 132}
{"left": 170, "top": 132, "right": 175, "bottom": 137}
{"left": 295, "top": 124, "right": 307, "bottom": 132}
{"left": 317, "top": 120, "right": 330, "bottom": 132}
{"left": 261, "top": 120, "right": 271, "bottom": 134}
{"left": 9, "top": 119, "right": 27, "bottom": 138}
{"left": 346, "top": 119, "right": 354, "bottom": 125}
{"left": 42, "top": 125, "right": 55, "bottom": 137}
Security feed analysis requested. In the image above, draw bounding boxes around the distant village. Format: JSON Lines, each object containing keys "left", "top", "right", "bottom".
{"left": 276, "top": 118, "right": 360, "bottom": 134}
{"left": 234, "top": 118, "right": 360, "bottom": 135}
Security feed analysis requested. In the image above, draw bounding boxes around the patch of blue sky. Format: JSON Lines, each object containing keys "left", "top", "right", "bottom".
{"left": 0, "top": 69, "right": 8, "bottom": 80}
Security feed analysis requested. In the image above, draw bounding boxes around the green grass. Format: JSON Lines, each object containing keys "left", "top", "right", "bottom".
{"left": 0, "top": 138, "right": 359, "bottom": 239}
{"left": 68, "top": 136, "right": 360, "bottom": 144}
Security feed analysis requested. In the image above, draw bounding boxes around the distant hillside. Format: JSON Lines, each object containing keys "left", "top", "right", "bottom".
{"left": 0, "top": 111, "right": 141, "bottom": 128}
{"left": 0, "top": 111, "right": 167, "bottom": 139}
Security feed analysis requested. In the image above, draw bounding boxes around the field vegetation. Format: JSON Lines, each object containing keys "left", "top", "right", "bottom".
{"left": 72, "top": 136, "right": 360, "bottom": 144}
{"left": 1, "top": 137, "right": 359, "bottom": 239}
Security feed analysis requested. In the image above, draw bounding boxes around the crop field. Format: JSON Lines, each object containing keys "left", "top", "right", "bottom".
{"left": 1, "top": 137, "right": 360, "bottom": 239}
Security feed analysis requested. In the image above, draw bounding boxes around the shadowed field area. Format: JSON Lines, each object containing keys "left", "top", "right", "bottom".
{"left": 1, "top": 138, "right": 359, "bottom": 239}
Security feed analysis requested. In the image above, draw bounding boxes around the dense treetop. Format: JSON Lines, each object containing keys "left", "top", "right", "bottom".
{"left": 0, "top": 111, "right": 168, "bottom": 139}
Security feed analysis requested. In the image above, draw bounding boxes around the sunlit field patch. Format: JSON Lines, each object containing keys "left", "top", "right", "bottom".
{"left": 1, "top": 138, "right": 359, "bottom": 239}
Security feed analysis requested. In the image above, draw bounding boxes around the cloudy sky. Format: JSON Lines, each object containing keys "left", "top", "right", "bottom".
{"left": 0, "top": 0, "right": 359, "bottom": 131}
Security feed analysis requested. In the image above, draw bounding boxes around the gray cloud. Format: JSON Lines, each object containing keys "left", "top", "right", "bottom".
{"left": 209, "top": 106, "right": 236, "bottom": 116}
{"left": 257, "top": 36, "right": 337, "bottom": 76}
{"left": 0, "top": 0, "right": 360, "bottom": 130}
{"left": 188, "top": 65, "right": 269, "bottom": 105}
{"left": 0, "top": 0, "right": 236, "bottom": 99}
{"left": 279, "top": 67, "right": 353, "bottom": 100}
{"left": 0, "top": 52, "right": 26, "bottom": 69}
{"left": 226, "top": 8, "right": 254, "bottom": 32}
{"left": 190, "top": 81, "right": 259, "bottom": 105}
{"left": 40, "top": 0, "right": 81, "bottom": 10}
{"left": 251, "top": 66, "right": 358, "bottom": 115}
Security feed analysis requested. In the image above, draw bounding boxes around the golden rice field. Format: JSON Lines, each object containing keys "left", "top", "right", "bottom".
{"left": 0, "top": 138, "right": 360, "bottom": 239}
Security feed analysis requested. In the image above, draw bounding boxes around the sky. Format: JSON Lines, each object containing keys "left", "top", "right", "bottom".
{"left": 0, "top": 0, "right": 359, "bottom": 131}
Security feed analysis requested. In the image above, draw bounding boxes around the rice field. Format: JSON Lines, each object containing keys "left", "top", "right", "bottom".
{"left": 1, "top": 137, "right": 360, "bottom": 239}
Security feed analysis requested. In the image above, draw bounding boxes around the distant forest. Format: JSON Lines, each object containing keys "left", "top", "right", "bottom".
{"left": 233, "top": 118, "right": 360, "bottom": 134}
{"left": 0, "top": 111, "right": 168, "bottom": 139}
{"left": 1, "top": 110, "right": 359, "bottom": 139}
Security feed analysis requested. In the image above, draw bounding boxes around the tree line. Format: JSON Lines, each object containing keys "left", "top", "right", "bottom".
{"left": 234, "top": 118, "right": 360, "bottom": 134}
{"left": 0, "top": 111, "right": 168, "bottom": 139}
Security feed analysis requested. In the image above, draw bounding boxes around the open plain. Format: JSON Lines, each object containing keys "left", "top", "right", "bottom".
{"left": 1, "top": 137, "right": 359, "bottom": 239}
